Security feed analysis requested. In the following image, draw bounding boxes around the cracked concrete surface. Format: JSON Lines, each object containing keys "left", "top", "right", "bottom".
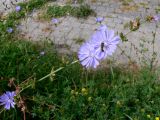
{"left": 1, "top": 0, "right": 160, "bottom": 65}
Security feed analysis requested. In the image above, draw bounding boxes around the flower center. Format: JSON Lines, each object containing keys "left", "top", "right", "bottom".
{"left": 7, "top": 99, "right": 12, "bottom": 103}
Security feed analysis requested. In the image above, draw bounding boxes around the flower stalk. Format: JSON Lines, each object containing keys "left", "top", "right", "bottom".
{"left": 19, "top": 60, "right": 79, "bottom": 93}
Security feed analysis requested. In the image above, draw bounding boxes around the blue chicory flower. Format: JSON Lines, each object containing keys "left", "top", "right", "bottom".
{"left": 51, "top": 18, "right": 59, "bottom": 24}
{"left": 78, "top": 25, "right": 120, "bottom": 69}
{"left": 7, "top": 28, "right": 13, "bottom": 33}
{"left": 153, "top": 15, "right": 160, "bottom": 22}
{"left": 90, "top": 25, "right": 120, "bottom": 60}
{"left": 78, "top": 42, "right": 100, "bottom": 69}
{"left": 0, "top": 91, "right": 16, "bottom": 110}
{"left": 96, "top": 17, "right": 104, "bottom": 23}
{"left": 15, "top": 6, "right": 21, "bottom": 12}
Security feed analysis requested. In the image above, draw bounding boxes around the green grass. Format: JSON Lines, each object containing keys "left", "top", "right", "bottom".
{"left": 45, "top": 4, "right": 95, "bottom": 18}
{"left": 66, "top": 0, "right": 84, "bottom": 4}
{"left": 73, "top": 37, "right": 85, "bottom": 44}
{"left": 155, "top": 6, "right": 160, "bottom": 13}
{"left": 1, "top": 36, "right": 160, "bottom": 119}
{"left": 120, "top": 0, "right": 133, "bottom": 5}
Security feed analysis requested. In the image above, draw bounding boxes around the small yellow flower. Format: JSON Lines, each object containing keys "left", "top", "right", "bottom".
{"left": 75, "top": 92, "right": 79, "bottom": 96}
{"left": 116, "top": 101, "right": 121, "bottom": 106}
{"left": 147, "top": 114, "right": 151, "bottom": 118}
{"left": 155, "top": 117, "right": 159, "bottom": 120}
{"left": 102, "top": 104, "right": 106, "bottom": 107}
{"left": 71, "top": 90, "right": 75, "bottom": 94}
{"left": 88, "top": 97, "right": 92, "bottom": 102}
{"left": 140, "top": 108, "right": 145, "bottom": 113}
{"left": 61, "top": 57, "right": 69, "bottom": 64}
{"left": 81, "top": 88, "right": 88, "bottom": 95}
{"left": 81, "top": 88, "right": 86, "bottom": 92}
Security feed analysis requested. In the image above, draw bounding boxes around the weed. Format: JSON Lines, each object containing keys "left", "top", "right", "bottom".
{"left": 73, "top": 37, "right": 85, "bottom": 44}
{"left": 46, "top": 4, "right": 95, "bottom": 18}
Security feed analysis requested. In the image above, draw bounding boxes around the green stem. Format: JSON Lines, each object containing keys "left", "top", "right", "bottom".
{"left": 110, "top": 66, "right": 114, "bottom": 79}
{"left": 38, "top": 67, "right": 64, "bottom": 82}
{"left": 123, "top": 113, "right": 133, "bottom": 120}
{"left": 19, "top": 60, "right": 79, "bottom": 93}
{"left": 0, "top": 108, "right": 4, "bottom": 114}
